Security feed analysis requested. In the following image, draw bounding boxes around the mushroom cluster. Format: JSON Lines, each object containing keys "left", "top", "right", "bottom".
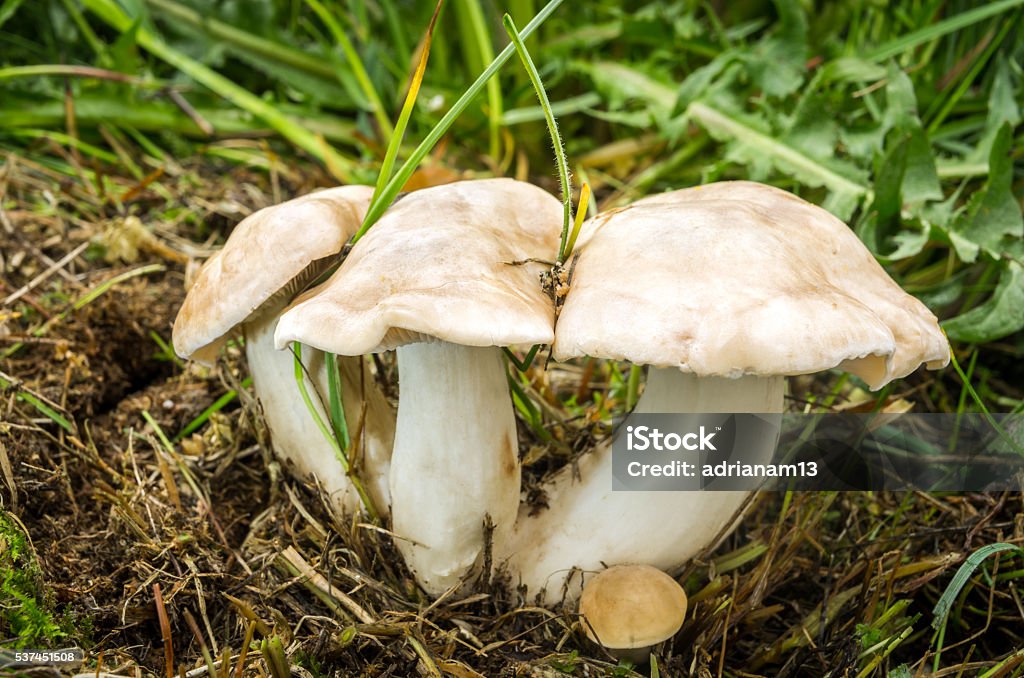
{"left": 498, "top": 181, "right": 950, "bottom": 604}
{"left": 173, "top": 178, "right": 948, "bottom": 653}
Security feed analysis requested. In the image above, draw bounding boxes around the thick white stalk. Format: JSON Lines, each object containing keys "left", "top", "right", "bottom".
{"left": 499, "top": 369, "right": 785, "bottom": 605}
{"left": 391, "top": 341, "right": 520, "bottom": 596}
{"left": 245, "top": 314, "right": 394, "bottom": 515}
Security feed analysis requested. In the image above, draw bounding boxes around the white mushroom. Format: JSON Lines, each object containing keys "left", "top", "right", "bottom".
{"left": 501, "top": 181, "right": 950, "bottom": 604}
{"left": 275, "top": 178, "right": 563, "bottom": 596}
{"left": 172, "top": 185, "right": 395, "bottom": 516}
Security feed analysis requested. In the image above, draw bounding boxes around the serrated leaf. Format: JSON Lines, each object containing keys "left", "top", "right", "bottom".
{"left": 951, "top": 123, "right": 1024, "bottom": 262}
{"left": 688, "top": 100, "right": 867, "bottom": 218}
{"left": 885, "top": 227, "right": 930, "bottom": 261}
{"left": 919, "top": 181, "right": 965, "bottom": 231}
{"left": 942, "top": 261, "right": 1024, "bottom": 342}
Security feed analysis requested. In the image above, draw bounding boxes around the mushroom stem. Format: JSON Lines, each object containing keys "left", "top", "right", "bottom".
{"left": 500, "top": 370, "right": 785, "bottom": 605}
{"left": 244, "top": 312, "right": 394, "bottom": 516}
{"left": 391, "top": 341, "right": 520, "bottom": 596}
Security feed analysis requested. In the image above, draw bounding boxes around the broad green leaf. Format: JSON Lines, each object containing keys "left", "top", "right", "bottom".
{"left": 839, "top": 124, "right": 887, "bottom": 162}
{"left": 951, "top": 124, "right": 1024, "bottom": 262}
{"left": 884, "top": 64, "right": 941, "bottom": 205}
{"left": 942, "top": 261, "right": 1024, "bottom": 343}
{"left": 783, "top": 94, "right": 839, "bottom": 162}
{"left": 901, "top": 128, "right": 942, "bottom": 205}
{"left": 858, "top": 139, "right": 906, "bottom": 253}
{"left": 745, "top": 0, "right": 807, "bottom": 97}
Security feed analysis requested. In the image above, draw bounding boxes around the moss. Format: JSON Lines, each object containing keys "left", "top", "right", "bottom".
{"left": 0, "top": 511, "right": 69, "bottom": 648}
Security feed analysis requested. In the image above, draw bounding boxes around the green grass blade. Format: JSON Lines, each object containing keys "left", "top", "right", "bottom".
{"left": 931, "top": 542, "right": 1020, "bottom": 632}
{"left": 460, "top": 0, "right": 503, "bottom": 160}
{"left": 503, "top": 345, "right": 541, "bottom": 373}
{"left": 0, "top": 65, "right": 155, "bottom": 84}
{"left": 0, "top": 0, "right": 25, "bottom": 30}
{"left": 6, "top": 129, "right": 121, "bottom": 164}
{"left": 145, "top": 0, "right": 338, "bottom": 81}
{"left": 367, "top": 0, "right": 444, "bottom": 212}
{"left": 291, "top": 344, "right": 347, "bottom": 469}
{"left": 502, "top": 92, "right": 602, "bottom": 125}
{"left": 865, "top": 0, "right": 1024, "bottom": 62}
{"left": 947, "top": 344, "right": 1024, "bottom": 456}
{"left": 503, "top": 13, "right": 573, "bottom": 262}
{"left": 354, "top": 0, "right": 565, "bottom": 237}
{"left": 625, "top": 364, "right": 642, "bottom": 412}
{"left": 0, "top": 372, "right": 75, "bottom": 433}
{"left": 324, "top": 353, "right": 350, "bottom": 450}
{"left": 82, "top": 0, "right": 354, "bottom": 179}
{"left": 58, "top": 0, "right": 104, "bottom": 57}
{"left": 923, "top": 13, "right": 1016, "bottom": 135}
{"left": 291, "top": 346, "right": 378, "bottom": 519}
{"left": 174, "top": 376, "right": 252, "bottom": 441}
{"left": 0, "top": 95, "right": 357, "bottom": 143}
{"left": 304, "top": 0, "right": 394, "bottom": 141}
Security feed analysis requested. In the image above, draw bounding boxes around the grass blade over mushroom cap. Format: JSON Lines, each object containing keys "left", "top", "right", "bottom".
{"left": 502, "top": 181, "right": 950, "bottom": 604}
{"left": 274, "top": 178, "right": 563, "bottom": 596}
{"left": 171, "top": 186, "right": 395, "bottom": 517}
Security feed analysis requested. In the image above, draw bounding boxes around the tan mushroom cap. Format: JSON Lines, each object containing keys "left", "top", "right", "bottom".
{"left": 172, "top": 185, "right": 374, "bottom": 364}
{"left": 274, "top": 178, "right": 563, "bottom": 355}
{"left": 554, "top": 181, "right": 949, "bottom": 390}
{"left": 579, "top": 565, "right": 688, "bottom": 652}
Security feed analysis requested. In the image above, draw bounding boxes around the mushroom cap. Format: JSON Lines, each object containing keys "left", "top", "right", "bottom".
{"left": 172, "top": 185, "right": 374, "bottom": 364}
{"left": 554, "top": 181, "right": 949, "bottom": 390}
{"left": 579, "top": 564, "right": 688, "bottom": 651}
{"left": 274, "top": 178, "right": 562, "bottom": 355}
